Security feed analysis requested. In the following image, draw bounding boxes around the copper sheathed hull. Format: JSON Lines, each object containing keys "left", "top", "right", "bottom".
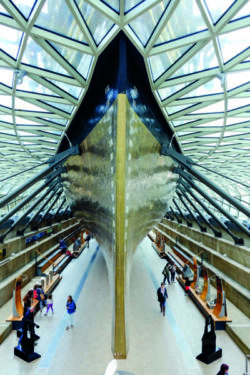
{"left": 62, "top": 94, "right": 177, "bottom": 357}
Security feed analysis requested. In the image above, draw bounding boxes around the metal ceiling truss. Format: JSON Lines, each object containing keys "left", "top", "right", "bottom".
{"left": 0, "top": 0, "right": 249, "bottom": 223}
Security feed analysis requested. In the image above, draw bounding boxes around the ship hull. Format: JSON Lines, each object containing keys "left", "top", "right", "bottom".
{"left": 62, "top": 94, "right": 177, "bottom": 357}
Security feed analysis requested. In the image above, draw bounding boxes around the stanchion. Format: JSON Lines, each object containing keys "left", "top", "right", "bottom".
{"left": 14, "top": 307, "right": 41, "bottom": 362}
{"left": 196, "top": 315, "right": 222, "bottom": 364}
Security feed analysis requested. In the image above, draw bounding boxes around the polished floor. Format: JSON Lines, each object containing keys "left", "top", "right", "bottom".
{"left": 0, "top": 237, "right": 247, "bottom": 375}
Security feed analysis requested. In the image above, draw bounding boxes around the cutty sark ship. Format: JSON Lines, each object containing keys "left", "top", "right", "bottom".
{"left": 58, "top": 32, "right": 179, "bottom": 358}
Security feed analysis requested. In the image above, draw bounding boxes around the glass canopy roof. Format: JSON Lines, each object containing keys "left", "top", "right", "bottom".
{"left": 0, "top": 0, "right": 249, "bottom": 218}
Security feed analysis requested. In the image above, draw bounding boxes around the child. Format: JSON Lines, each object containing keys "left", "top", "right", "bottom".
{"left": 44, "top": 293, "right": 54, "bottom": 315}
{"left": 184, "top": 277, "right": 191, "bottom": 296}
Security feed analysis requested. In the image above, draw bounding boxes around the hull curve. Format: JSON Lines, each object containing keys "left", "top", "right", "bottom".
{"left": 62, "top": 94, "right": 177, "bottom": 357}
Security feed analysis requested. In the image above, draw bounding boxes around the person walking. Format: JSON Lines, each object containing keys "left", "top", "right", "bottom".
{"left": 66, "top": 295, "right": 76, "bottom": 330}
{"left": 44, "top": 293, "right": 54, "bottom": 315}
{"left": 157, "top": 282, "right": 168, "bottom": 316}
{"left": 162, "top": 262, "right": 170, "bottom": 285}
{"left": 217, "top": 363, "right": 229, "bottom": 375}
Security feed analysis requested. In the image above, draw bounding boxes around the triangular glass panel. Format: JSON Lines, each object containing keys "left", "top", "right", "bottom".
{"left": 205, "top": 0, "right": 235, "bottom": 24}
{"left": 0, "top": 95, "right": 12, "bottom": 108}
{"left": 35, "top": 0, "right": 88, "bottom": 43}
{"left": 14, "top": 97, "right": 49, "bottom": 112}
{"left": 219, "top": 27, "right": 250, "bottom": 64}
{"left": 149, "top": 44, "right": 192, "bottom": 81}
{"left": 17, "top": 75, "right": 60, "bottom": 96}
{"left": 75, "top": 0, "right": 115, "bottom": 45}
{"left": 171, "top": 41, "right": 218, "bottom": 78}
{"left": 11, "top": 0, "right": 36, "bottom": 19}
{"left": 48, "top": 79, "right": 83, "bottom": 98}
{"left": 166, "top": 103, "right": 197, "bottom": 115}
{"left": 227, "top": 98, "right": 250, "bottom": 111}
{"left": 192, "top": 100, "right": 224, "bottom": 114}
{"left": 22, "top": 37, "right": 70, "bottom": 76}
{"left": 227, "top": 71, "right": 250, "bottom": 91}
{"left": 155, "top": 0, "right": 207, "bottom": 45}
{"left": 0, "top": 24, "right": 23, "bottom": 59}
{"left": 50, "top": 42, "right": 94, "bottom": 79}
{"left": 41, "top": 101, "right": 74, "bottom": 114}
{"left": 182, "top": 78, "right": 223, "bottom": 97}
{"left": 125, "top": 0, "right": 143, "bottom": 13}
{"left": 0, "top": 4, "right": 10, "bottom": 15}
{"left": 102, "top": 0, "right": 120, "bottom": 12}
{"left": 232, "top": 2, "right": 250, "bottom": 20}
{"left": 42, "top": 116, "right": 68, "bottom": 126}
{"left": 158, "top": 82, "right": 194, "bottom": 101}
{"left": 129, "top": 0, "right": 170, "bottom": 46}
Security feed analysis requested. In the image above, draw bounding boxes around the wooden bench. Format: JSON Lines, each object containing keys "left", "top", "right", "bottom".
{"left": 53, "top": 255, "right": 72, "bottom": 274}
{"left": 37, "top": 248, "right": 63, "bottom": 275}
{"left": 172, "top": 246, "right": 194, "bottom": 269}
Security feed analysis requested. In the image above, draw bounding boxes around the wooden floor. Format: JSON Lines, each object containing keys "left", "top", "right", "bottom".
{"left": 0, "top": 237, "right": 247, "bottom": 375}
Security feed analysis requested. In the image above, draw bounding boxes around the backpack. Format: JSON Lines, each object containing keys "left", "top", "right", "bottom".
{"left": 33, "top": 289, "right": 38, "bottom": 299}
{"left": 73, "top": 302, "right": 76, "bottom": 311}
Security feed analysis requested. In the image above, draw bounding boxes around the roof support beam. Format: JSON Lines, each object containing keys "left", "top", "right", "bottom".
{"left": 177, "top": 168, "right": 249, "bottom": 239}
{"left": 162, "top": 146, "right": 250, "bottom": 218}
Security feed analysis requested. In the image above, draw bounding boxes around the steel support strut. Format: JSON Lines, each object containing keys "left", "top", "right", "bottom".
{"left": 170, "top": 206, "right": 182, "bottom": 223}
{"left": 161, "top": 146, "right": 250, "bottom": 218}
{"left": 179, "top": 179, "right": 244, "bottom": 244}
{"left": 0, "top": 184, "right": 62, "bottom": 241}
{"left": 177, "top": 168, "right": 248, "bottom": 239}
{"left": 173, "top": 198, "right": 192, "bottom": 227}
{"left": 0, "top": 168, "right": 64, "bottom": 230}
{"left": 0, "top": 146, "right": 78, "bottom": 209}
{"left": 176, "top": 191, "right": 206, "bottom": 232}
{"left": 17, "top": 181, "right": 61, "bottom": 236}
{"left": 177, "top": 184, "right": 218, "bottom": 236}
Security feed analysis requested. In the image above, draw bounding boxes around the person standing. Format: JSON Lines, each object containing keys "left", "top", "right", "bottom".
{"left": 184, "top": 277, "right": 191, "bottom": 296}
{"left": 66, "top": 295, "right": 76, "bottom": 330}
{"left": 157, "top": 282, "right": 168, "bottom": 316}
{"left": 171, "top": 263, "right": 177, "bottom": 283}
{"left": 44, "top": 293, "right": 54, "bottom": 315}
{"left": 217, "top": 363, "right": 229, "bottom": 375}
{"left": 162, "top": 262, "right": 170, "bottom": 285}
